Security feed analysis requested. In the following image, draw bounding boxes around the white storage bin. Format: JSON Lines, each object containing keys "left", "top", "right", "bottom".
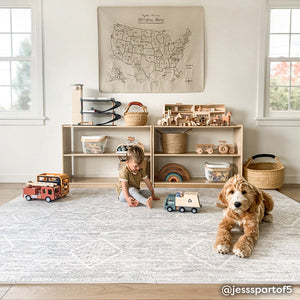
{"left": 81, "top": 136, "right": 108, "bottom": 154}
{"left": 204, "top": 162, "right": 231, "bottom": 182}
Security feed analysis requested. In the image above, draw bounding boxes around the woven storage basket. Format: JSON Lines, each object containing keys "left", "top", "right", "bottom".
{"left": 124, "top": 101, "right": 148, "bottom": 126}
{"left": 157, "top": 129, "right": 192, "bottom": 154}
{"left": 243, "top": 154, "right": 285, "bottom": 189}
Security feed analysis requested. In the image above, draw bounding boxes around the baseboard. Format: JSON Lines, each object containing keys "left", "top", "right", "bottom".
{"left": 0, "top": 173, "right": 118, "bottom": 183}
{"left": 1, "top": 174, "right": 300, "bottom": 184}
{"left": 0, "top": 174, "right": 35, "bottom": 183}
{"left": 284, "top": 175, "right": 300, "bottom": 184}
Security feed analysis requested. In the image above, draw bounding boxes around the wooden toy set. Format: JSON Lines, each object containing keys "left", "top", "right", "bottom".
{"left": 23, "top": 173, "right": 70, "bottom": 202}
{"left": 157, "top": 103, "right": 232, "bottom": 126}
{"left": 157, "top": 163, "right": 191, "bottom": 182}
{"left": 195, "top": 141, "right": 235, "bottom": 154}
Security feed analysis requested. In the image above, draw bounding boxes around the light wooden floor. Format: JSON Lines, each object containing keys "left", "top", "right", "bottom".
{"left": 0, "top": 183, "right": 299, "bottom": 300}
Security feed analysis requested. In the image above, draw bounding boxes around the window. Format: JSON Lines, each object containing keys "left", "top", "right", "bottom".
{"left": 257, "top": 0, "right": 300, "bottom": 126}
{"left": 0, "top": 0, "right": 44, "bottom": 125}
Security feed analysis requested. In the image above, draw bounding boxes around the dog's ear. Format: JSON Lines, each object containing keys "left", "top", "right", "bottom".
{"left": 216, "top": 188, "right": 228, "bottom": 209}
{"left": 249, "top": 185, "right": 262, "bottom": 213}
{"left": 261, "top": 190, "right": 274, "bottom": 213}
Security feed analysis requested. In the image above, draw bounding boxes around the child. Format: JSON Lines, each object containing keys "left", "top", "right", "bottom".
{"left": 117, "top": 146, "right": 160, "bottom": 208}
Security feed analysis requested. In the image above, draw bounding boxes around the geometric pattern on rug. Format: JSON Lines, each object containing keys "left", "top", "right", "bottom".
{"left": 0, "top": 188, "right": 299, "bottom": 284}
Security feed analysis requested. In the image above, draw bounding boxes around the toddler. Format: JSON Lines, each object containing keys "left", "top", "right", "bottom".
{"left": 117, "top": 146, "right": 160, "bottom": 208}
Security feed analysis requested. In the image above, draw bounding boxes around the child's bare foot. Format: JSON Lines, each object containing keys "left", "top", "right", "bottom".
{"left": 146, "top": 196, "right": 153, "bottom": 209}
{"left": 152, "top": 194, "right": 160, "bottom": 201}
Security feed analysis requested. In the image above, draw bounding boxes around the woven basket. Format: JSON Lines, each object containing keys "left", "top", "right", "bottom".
{"left": 243, "top": 154, "right": 285, "bottom": 189}
{"left": 157, "top": 129, "right": 192, "bottom": 154}
{"left": 124, "top": 102, "right": 148, "bottom": 126}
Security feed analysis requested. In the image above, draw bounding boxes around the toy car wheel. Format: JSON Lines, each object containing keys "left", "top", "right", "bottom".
{"left": 229, "top": 147, "right": 235, "bottom": 154}
{"left": 45, "top": 197, "right": 51, "bottom": 203}
{"left": 25, "top": 195, "right": 31, "bottom": 201}
{"left": 179, "top": 207, "right": 185, "bottom": 213}
{"left": 197, "top": 147, "right": 204, "bottom": 154}
{"left": 219, "top": 145, "right": 229, "bottom": 154}
{"left": 191, "top": 208, "right": 197, "bottom": 214}
{"left": 167, "top": 206, "right": 173, "bottom": 212}
{"left": 207, "top": 148, "right": 214, "bottom": 154}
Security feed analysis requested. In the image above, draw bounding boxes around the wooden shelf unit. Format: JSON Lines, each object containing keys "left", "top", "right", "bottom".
{"left": 62, "top": 124, "right": 243, "bottom": 188}
{"left": 152, "top": 125, "right": 243, "bottom": 188}
{"left": 62, "top": 125, "right": 153, "bottom": 188}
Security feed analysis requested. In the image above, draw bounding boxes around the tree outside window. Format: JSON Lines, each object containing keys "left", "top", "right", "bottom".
{"left": 268, "top": 9, "right": 300, "bottom": 112}
{"left": 0, "top": 8, "right": 32, "bottom": 112}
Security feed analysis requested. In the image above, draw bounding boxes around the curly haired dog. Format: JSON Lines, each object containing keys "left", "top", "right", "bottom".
{"left": 214, "top": 174, "right": 274, "bottom": 258}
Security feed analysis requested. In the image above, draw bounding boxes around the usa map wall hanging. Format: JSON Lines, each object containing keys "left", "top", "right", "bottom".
{"left": 98, "top": 6, "right": 204, "bottom": 93}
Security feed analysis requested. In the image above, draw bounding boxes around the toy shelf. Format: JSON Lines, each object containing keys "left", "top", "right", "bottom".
{"left": 62, "top": 124, "right": 243, "bottom": 188}
{"left": 153, "top": 124, "right": 243, "bottom": 188}
{"left": 62, "top": 125, "right": 153, "bottom": 188}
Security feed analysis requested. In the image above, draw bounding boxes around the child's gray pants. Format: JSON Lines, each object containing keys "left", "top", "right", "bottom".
{"left": 118, "top": 187, "right": 151, "bottom": 205}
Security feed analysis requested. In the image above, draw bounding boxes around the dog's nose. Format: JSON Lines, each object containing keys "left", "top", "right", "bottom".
{"left": 234, "top": 202, "right": 242, "bottom": 208}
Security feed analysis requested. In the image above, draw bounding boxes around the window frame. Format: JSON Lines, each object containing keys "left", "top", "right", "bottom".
{"left": 0, "top": 0, "right": 44, "bottom": 126}
{"left": 257, "top": 0, "right": 300, "bottom": 126}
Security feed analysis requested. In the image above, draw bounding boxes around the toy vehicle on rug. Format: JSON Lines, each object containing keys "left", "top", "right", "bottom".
{"left": 37, "top": 173, "right": 70, "bottom": 197}
{"left": 23, "top": 173, "right": 70, "bottom": 202}
{"left": 23, "top": 181, "right": 61, "bottom": 202}
{"left": 164, "top": 192, "right": 202, "bottom": 213}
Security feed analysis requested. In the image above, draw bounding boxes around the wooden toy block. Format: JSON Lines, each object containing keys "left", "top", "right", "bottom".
{"left": 158, "top": 103, "right": 232, "bottom": 126}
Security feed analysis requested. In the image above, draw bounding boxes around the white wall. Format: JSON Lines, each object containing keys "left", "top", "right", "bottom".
{"left": 1, "top": 0, "right": 299, "bottom": 183}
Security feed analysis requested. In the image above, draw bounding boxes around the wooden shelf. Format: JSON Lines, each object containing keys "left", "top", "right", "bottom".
{"left": 64, "top": 152, "right": 151, "bottom": 157}
{"left": 154, "top": 177, "right": 225, "bottom": 188}
{"left": 69, "top": 177, "right": 147, "bottom": 188}
{"left": 69, "top": 177, "right": 118, "bottom": 188}
{"left": 62, "top": 125, "right": 153, "bottom": 188}
{"left": 62, "top": 124, "right": 243, "bottom": 188}
{"left": 154, "top": 152, "right": 240, "bottom": 157}
{"left": 153, "top": 124, "right": 243, "bottom": 188}
{"left": 155, "top": 125, "right": 242, "bottom": 129}
{"left": 62, "top": 125, "right": 151, "bottom": 129}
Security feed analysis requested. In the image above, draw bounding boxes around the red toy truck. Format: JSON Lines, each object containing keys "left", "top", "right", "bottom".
{"left": 23, "top": 182, "right": 61, "bottom": 202}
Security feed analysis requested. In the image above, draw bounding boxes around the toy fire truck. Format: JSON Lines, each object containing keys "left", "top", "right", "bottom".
{"left": 23, "top": 181, "right": 61, "bottom": 202}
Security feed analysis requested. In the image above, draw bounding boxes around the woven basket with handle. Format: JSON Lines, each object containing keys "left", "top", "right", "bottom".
{"left": 243, "top": 154, "right": 285, "bottom": 189}
{"left": 124, "top": 102, "right": 148, "bottom": 126}
{"left": 156, "top": 129, "right": 192, "bottom": 154}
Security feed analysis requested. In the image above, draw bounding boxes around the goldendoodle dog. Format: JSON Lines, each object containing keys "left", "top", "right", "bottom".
{"left": 214, "top": 174, "right": 274, "bottom": 258}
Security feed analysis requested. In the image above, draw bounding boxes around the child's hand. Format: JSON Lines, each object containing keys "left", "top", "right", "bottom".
{"left": 152, "top": 194, "right": 160, "bottom": 201}
{"left": 126, "top": 197, "right": 139, "bottom": 207}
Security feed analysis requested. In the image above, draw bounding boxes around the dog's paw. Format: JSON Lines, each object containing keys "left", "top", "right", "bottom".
{"left": 215, "top": 243, "right": 230, "bottom": 254}
{"left": 263, "top": 214, "right": 273, "bottom": 223}
{"left": 233, "top": 245, "right": 252, "bottom": 258}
